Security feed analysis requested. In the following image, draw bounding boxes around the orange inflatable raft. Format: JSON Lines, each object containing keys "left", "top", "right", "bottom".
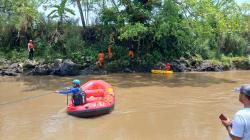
{"left": 67, "top": 80, "right": 115, "bottom": 117}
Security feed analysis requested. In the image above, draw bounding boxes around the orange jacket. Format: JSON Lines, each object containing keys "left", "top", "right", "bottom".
{"left": 108, "top": 46, "right": 112, "bottom": 59}
{"left": 98, "top": 52, "right": 104, "bottom": 61}
{"left": 129, "top": 50, "right": 134, "bottom": 58}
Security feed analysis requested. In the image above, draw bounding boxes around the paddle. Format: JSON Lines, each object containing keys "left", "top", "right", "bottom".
{"left": 65, "top": 87, "right": 70, "bottom": 106}
{"left": 67, "top": 93, "right": 68, "bottom": 106}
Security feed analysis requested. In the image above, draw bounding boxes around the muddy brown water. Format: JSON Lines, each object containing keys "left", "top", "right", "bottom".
{"left": 0, "top": 71, "right": 248, "bottom": 140}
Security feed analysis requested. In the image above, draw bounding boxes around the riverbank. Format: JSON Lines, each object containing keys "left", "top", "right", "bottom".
{"left": 1, "top": 56, "right": 249, "bottom": 76}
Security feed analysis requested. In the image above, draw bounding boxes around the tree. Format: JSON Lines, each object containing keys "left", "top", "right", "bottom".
{"left": 48, "top": 0, "right": 75, "bottom": 28}
{"left": 0, "top": 0, "right": 41, "bottom": 48}
{"left": 75, "top": 0, "right": 85, "bottom": 27}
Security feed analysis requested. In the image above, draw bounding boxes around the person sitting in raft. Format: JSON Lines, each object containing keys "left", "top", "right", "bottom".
{"left": 56, "top": 79, "right": 86, "bottom": 106}
{"left": 165, "top": 63, "right": 171, "bottom": 71}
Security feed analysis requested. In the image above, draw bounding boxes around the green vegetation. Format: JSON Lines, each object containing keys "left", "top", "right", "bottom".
{"left": 0, "top": 0, "right": 250, "bottom": 69}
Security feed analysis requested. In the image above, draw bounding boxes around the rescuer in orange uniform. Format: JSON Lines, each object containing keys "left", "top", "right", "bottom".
{"left": 98, "top": 51, "right": 104, "bottom": 67}
{"left": 108, "top": 43, "right": 112, "bottom": 61}
{"left": 128, "top": 45, "right": 135, "bottom": 59}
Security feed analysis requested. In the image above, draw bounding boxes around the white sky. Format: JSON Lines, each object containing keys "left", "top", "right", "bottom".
{"left": 38, "top": 0, "right": 250, "bottom": 26}
{"left": 237, "top": 0, "right": 250, "bottom": 3}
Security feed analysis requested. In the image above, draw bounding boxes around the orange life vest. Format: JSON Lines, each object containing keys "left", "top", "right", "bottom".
{"left": 108, "top": 46, "right": 112, "bottom": 60}
{"left": 28, "top": 43, "right": 33, "bottom": 49}
{"left": 98, "top": 52, "right": 104, "bottom": 65}
{"left": 129, "top": 50, "right": 134, "bottom": 59}
{"left": 165, "top": 63, "right": 171, "bottom": 71}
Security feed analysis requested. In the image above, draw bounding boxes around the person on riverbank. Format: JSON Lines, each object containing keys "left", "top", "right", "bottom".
{"left": 128, "top": 45, "right": 135, "bottom": 60}
{"left": 128, "top": 44, "right": 135, "bottom": 71}
{"left": 56, "top": 79, "right": 86, "bottom": 106}
{"left": 108, "top": 43, "right": 112, "bottom": 61}
{"left": 98, "top": 51, "right": 104, "bottom": 67}
{"left": 28, "top": 40, "right": 34, "bottom": 60}
{"left": 221, "top": 84, "right": 250, "bottom": 140}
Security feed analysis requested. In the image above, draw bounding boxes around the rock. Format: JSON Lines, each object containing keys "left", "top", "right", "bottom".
{"left": 179, "top": 57, "right": 191, "bottom": 67}
{"left": 171, "top": 60, "right": 190, "bottom": 72}
{"left": 6, "top": 60, "right": 12, "bottom": 64}
{"left": 124, "top": 68, "right": 133, "bottom": 73}
{"left": 0, "top": 64, "right": 9, "bottom": 69}
{"left": 54, "top": 59, "right": 63, "bottom": 66}
{"left": 37, "top": 58, "right": 46, "bottom": 64}
{"left": 196, "top": 60, "right": 223, "bottom": 72}
{"left": 23, "top": 60, "right": 38, "bottom": 69}
{"left": 0, "top": 62, "right": 23, "bottom": 76}
{"left": 31, "top": 64, "right": 52, "bottom": 75}
{"left": 52, "top": 59, "right": 80, "bottom": 76}
{"left": 2, "top": 69, "right": 18, "bottom": 76}
{"left": 80, "top": 63, "right": 99, "bottom": 75}
{"left": 28, "top": 59, "right": 81, "bottom": 76}
{"left": 0, "top": 58, "right": 7, "bottom": 65}
{"left": 8, "top": 63, "right": 19, "bottom": 69}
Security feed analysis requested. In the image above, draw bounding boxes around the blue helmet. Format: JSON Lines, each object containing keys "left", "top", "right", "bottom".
{"left": 72, "top": 79, "right": 80, "bottom": 85}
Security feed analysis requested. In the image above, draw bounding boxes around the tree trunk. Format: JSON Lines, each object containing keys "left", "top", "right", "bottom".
{"left": 111, "top": 0, "right": 119, "bottom": 11}
{"left": 86, "top": 0, "right": 89, "bottom": 25}
{"left": 57, "top": 15, "right": 63, "bottom": 30}
{"left": 103, "top": 0, "right": 105, "bottom": 8}
{"left": 76, "top": 0, "right": 85, "bottom": 27}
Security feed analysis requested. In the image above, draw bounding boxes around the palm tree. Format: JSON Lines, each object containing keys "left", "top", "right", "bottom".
{"left": 48, "top": 0, "right": 75, "bottom": 28}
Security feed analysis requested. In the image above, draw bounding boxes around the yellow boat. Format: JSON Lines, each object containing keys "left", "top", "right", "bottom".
{"left": 151, "top": 69, "right": 173, "bottom": 74}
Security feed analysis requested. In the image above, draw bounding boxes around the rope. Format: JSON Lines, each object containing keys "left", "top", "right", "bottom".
{"left": 0, "top": 92, "right": 53, "bottom": 106}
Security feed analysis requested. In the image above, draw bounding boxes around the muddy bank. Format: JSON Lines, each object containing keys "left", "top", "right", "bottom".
{"left": 0, "top": 57, "right": 249, "bottom": 76}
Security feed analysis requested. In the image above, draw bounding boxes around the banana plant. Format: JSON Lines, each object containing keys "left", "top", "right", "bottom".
{"left": 48, "top": 0, "right": 75, "bottom": 27}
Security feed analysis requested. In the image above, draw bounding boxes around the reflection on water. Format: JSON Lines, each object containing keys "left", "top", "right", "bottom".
{"left": 41, "top": 107, "right": 67, "bottom": 137}
{"left": 0, "top": 71, "right": 248, "bottom": 140}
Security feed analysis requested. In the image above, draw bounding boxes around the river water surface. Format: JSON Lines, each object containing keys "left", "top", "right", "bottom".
{"left": 0, "top": 71, "right": 249, "bottom": 140}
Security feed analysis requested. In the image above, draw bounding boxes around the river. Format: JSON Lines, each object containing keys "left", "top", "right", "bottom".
{"left": 0, "top": 71, "right": 248, "bottom": 140}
